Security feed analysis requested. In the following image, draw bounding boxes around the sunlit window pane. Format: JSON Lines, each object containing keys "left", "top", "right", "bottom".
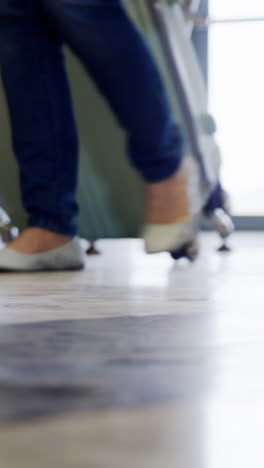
{"left": 210, "top": 0, "right": 264, "bottom": 20}
{"left": 209, "top": 17, "right": 264, "bottom": 215}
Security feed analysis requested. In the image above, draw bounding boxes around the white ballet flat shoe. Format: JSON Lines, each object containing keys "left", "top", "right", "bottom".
{"left": 0, "top": 237, "right": 85, "bottom": 272}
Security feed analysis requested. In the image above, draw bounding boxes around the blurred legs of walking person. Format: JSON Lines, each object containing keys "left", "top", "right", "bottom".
{"left": 0, "top": 0, "right": 187, "bottom": 271}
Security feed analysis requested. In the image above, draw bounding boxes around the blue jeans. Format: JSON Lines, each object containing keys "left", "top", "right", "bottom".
{"left": 0, "top": 0, "right": 184, "bottom": 236}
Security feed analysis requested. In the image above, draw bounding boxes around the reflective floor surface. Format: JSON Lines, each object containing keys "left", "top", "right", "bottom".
{"left": 0, "top": 234, "right": 263, "bottom": 467}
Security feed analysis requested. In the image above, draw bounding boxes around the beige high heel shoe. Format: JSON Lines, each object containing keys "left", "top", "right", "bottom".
{"left": 142, "top": 156, "right": 212, "bottom": 254}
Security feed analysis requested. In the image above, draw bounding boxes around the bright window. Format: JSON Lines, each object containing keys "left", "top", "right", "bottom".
{"left": 209, "top": 2, "right": 264, "bottom": 215}
{"left": 210, "top": 0, "right": 264, "bottom": 20}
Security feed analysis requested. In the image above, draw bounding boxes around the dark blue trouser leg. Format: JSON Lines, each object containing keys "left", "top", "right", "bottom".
{"left": 0, "top": 1, "right": 79, "bottom": 235}
{"left": 40, "top": 0, "right": 184, "bottom": 182}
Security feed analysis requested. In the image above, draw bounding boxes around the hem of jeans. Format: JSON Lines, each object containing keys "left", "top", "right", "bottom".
{"left": 139, "top": 157, "right": 183, "bottom": 183}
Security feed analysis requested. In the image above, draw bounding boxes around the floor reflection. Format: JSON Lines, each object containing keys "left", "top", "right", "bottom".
{"left": 0, "top": 314, "right": 213, "bottom": 421}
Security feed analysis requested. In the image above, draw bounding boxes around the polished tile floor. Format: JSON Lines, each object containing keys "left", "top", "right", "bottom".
{"left": 0, "top": 233, "right": 263, "bottom": 467}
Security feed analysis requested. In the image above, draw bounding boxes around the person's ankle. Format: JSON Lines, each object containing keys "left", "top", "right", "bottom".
{"left": 7, "top": 228, "right": 72, "bottom": 254}
{"left": 145, "top": 167, "right": 190, "bottom": 224}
